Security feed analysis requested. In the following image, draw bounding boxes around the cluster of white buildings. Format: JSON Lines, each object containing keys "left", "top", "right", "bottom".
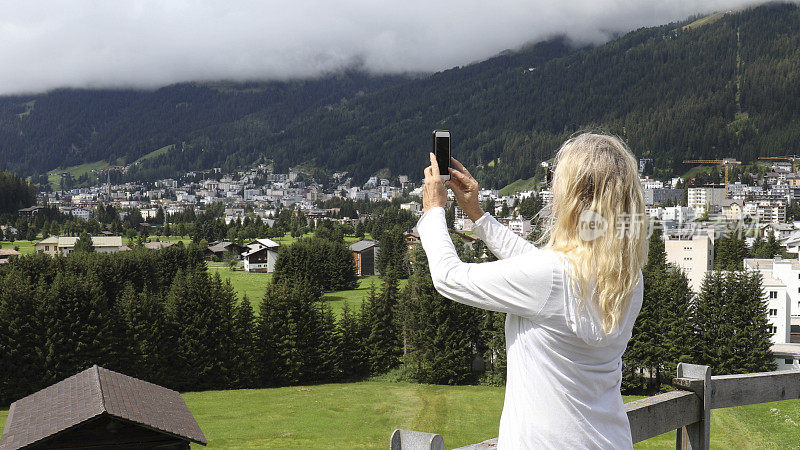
{"left": 36, "top": 165, "right": 416, "bottom": 226}
{"left": 402, "top": 188, "right": 535, "bottom": 237}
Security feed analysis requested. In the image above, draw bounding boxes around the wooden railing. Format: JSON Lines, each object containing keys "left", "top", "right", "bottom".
{"left": 390, "top": 363, "right": 800, "bottom": 450}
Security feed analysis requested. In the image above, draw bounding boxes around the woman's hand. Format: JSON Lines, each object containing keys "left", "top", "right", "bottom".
{"left": 423, "top": 153, "right": 448, "bottom": 212}
{"left": 446, "top": 157, "right": 485, "bottom": 222}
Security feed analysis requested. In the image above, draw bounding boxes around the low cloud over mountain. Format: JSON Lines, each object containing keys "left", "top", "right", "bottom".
{"left": 0, "top": 0, "right": 771, "bottom": 94}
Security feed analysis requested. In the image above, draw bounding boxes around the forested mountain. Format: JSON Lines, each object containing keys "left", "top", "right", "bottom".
{"left": 1, "top": 2, "right": 800, "bottom": 188}
{"left": 0, "top": 73, "right": 413, "bottom": 180}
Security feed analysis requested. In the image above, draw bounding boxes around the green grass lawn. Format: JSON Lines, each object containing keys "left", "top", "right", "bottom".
{"left": 0, "top": 239, "right": 37, "bottom": 255}
{"left": 3, "top": 383, "right": 800, "bottom": 448}
{"left": 181, "top": 384, "right": 800, "bottom": 449}
{"left": 343, "top": 233, "right": 375, "bottom": 244}
{"left": 208, "top": 267, "right": 272, "bottom": 306}
{"left": 182, "top": 381, "right": 505, "bottom": 449}
{"left": 134, "top": 144, "right": 174, "bottom": 164}
{"left": 47, "top": 160, "right": 110, "bottom": 190}
{"left": 207, "top": 268, "right": 404, "bottom": 317}
{"left": 138, "top": 235, "right": 194, "bottom": 246}
{"left": 498, "top": 176, "right": 539, "bottom": 196}
{"left": 323, "top": 276, "right": 409, "bottom": 316}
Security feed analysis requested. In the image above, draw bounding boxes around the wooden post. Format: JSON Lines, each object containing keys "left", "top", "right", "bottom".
{"left": 675, "top": 363, "right": 711, "bottom": 450}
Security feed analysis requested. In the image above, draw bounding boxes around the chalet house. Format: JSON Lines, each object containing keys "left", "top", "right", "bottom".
{"left": 242, "top": 238, "right": 280, "bottom": 272}
{"left": 349, "top": 240, "right": 380, "bottom": 276}
{"left": 34, "top": 236, "right": 124, "bottom": 256}
{"left": 205, "top": 241, "right": 246, "bottom": 261}
{"left": 403, "top": 228, "right": 420, "bottom": 253}
{"left": 0, "top": 365, "right": 206, "bottom": 449}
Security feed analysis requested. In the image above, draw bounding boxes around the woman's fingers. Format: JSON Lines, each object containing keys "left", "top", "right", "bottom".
{"left": 448, "top": 167, "right": 471, "bottom": 185}
{"left": 447, "top": 172, "right": 469, "bottom": 192}
{"left": 429, "top": 152, "right": 439, "bottom": 175}
{"left": 451, "top": 157, "right": 472, "bottom": 177}
{"left": 445, "top": 179, "right": 464, "bottom": 194}
{"left": 424, "top": 164, "right": 438, "bottom": 182}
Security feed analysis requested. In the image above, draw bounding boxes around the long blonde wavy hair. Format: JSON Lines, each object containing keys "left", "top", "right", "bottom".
{"left": 538, "top": 133, "right": 648, "bottom": 334}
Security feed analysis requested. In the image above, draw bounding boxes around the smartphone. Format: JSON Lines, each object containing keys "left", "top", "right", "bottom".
{"left": 432, "top": 130, "right": 451, "bottom": 181}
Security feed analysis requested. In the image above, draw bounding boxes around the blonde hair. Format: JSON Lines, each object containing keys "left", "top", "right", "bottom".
{"left": 538, "top": 133, "right": 648, "bottom": 334}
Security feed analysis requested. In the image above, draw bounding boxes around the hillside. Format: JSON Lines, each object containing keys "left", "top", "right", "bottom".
{"left": 0, "top": 73, "right": 413, "bottom": 182}
{"left": 2, "top": 3, "right": 800, "bottom": 188}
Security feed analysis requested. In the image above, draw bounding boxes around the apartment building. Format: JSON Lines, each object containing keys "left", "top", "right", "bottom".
{"left": 687, "top": 187, "right": 725, "bottom": 215}
{"left": 663, "top": 229, "right": 714, "bottom": 293}
{"left": 744, "top": 256, "right": 800, "bottom": 344}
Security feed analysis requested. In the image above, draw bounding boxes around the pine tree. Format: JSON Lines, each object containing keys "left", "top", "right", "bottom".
{"left": 623, "top": 227, "right": 668, "bottom": 392}
{"left": 400, "top": 244, "right": 481, "bottom": 384}
{"left": 0, "top": 272, "right": 46, "bottom": 404}
{"left": 714, "top": 227, "right": 747, "bottom": 270}
{"left": 445, "top": 204, "right": 455, "bottom": 229}
{"left": 231, "top": 297, "right": 257, "bottom": 388}
{"left": 255, "top": 280, "right": 331, "bottom": 386}
{"left": 729, "top": 271, "right": 776, "bottom": 373}
{"left": 364, "top": 275, "right": 402, "bottom": 375}
{"left": 690, "top": 270, "right": 775, "bottom": 375}
{"left": 335, "top": 302, "right": 369, "bottom": 379}
{"left": 42, "top": 271, "right": 112, "bottom": 384}
{"left": 121, "top": 284, "right": 174, "bottom": 386}
{"left": 658, "top": 267, "right": 695, "bottom": 381}
{"left": 165, "top": 271, "right": 235, "bottom": 390}
{"left": 481, "top": 311, "right": 507, "bottom": 385}
{"left": 73, "top": 232, "right": 95, "bottom": 253}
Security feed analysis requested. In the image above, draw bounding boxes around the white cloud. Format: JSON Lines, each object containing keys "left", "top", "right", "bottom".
{"left": 0, "top": 0, "right": 772, "bottom": 95}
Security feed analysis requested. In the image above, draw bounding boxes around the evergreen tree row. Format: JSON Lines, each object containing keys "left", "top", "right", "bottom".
{"left": 623, "top": 227, "right": 775, "bottom": 394}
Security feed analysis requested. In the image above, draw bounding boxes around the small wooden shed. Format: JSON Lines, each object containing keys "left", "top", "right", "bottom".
{"left": 349, "top": 240, "right": 380, "bottom": 276}
{"left": 0, "top": 365, "right": 207, "bottom": 449}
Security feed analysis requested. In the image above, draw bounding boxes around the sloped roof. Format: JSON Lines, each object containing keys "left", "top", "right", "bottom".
{"left": 36, "top": 236, "right": 59, "bottom": 245}
{"left": 0, "top": 248, "right": 20, "bottom": 257}
{"left": 207, "top": 241, "right": 241, "bottom": 253}
{"left": 248, "top": 238, "right": 279, "bottom": 248}
{"left": 0, "top": 365, "right": 207, "bottom": 450}
{"left": 144, "top": 241, "right": 174, "bottom": 250}
{"left": 242, "top": 245, "right": 279, "bottom": 257}
{"left": 36, "top": 236, "right": 124, "bottom": 249}
{"left": 349, "top": 240, "right": 378, "bottom": 252}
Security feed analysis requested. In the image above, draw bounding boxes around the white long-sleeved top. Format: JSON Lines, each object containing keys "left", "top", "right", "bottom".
{"left": 416, "top": 206, "right": 643, "bottom": 449}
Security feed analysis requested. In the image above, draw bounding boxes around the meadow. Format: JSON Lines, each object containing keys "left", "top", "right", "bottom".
{"left": 180, "top": 384, "right": 800, "bottom": 449}
{"left": 208, "top": 268, "right": 399, "bottom": 317}
{"left": 0, "top": 239, "right": 36, "bottom": 254}
{"left": 2, "top": 382, "right": 800, "bottom": 448}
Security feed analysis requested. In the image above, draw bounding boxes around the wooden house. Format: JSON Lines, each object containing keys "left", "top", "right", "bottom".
{"left": 349, "top": 240, "right": 380, "bottom": 276}
{"left": 205, "top": 240, "right": 246, "bottom": 261}
{"left": 0, "top": 365, "right": 206, "bottom": 449}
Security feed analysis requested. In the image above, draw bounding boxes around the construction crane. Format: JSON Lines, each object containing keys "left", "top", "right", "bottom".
{"left": 683, "top": 158, "right": 742, "bottom": 198}
{"left": 758, "top": 155, "right": 800, "bottom": 173}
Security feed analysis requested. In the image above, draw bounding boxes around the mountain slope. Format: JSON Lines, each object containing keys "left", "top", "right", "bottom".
{"left": 2, "top": 2, "right": 800, "bottom": 188}
{"left": 0, "top": 73, "right": 413, "bottom": 179}
{"left": 248, "top": 2, "right": 800, "bottom": 187}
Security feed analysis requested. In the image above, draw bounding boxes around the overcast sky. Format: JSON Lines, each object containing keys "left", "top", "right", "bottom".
{"left": 0, "top": 0, "right": 775, "bottom": 95}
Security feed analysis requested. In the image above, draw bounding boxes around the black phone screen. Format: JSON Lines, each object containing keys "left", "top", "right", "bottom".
{"left": 435, "top": 136, "right": 450, "bottom": 176}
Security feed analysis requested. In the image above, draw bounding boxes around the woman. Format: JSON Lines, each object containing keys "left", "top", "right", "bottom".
{"left": 417, "top": 133, "right": 648, "bottom": 449}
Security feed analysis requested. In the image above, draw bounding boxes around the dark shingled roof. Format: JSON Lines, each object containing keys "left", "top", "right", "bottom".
{"left": 349, "top": 240, "right": 379, "bottom": 252}
{"left": 0, "top": 365, "right": 207, "bottom": 450}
